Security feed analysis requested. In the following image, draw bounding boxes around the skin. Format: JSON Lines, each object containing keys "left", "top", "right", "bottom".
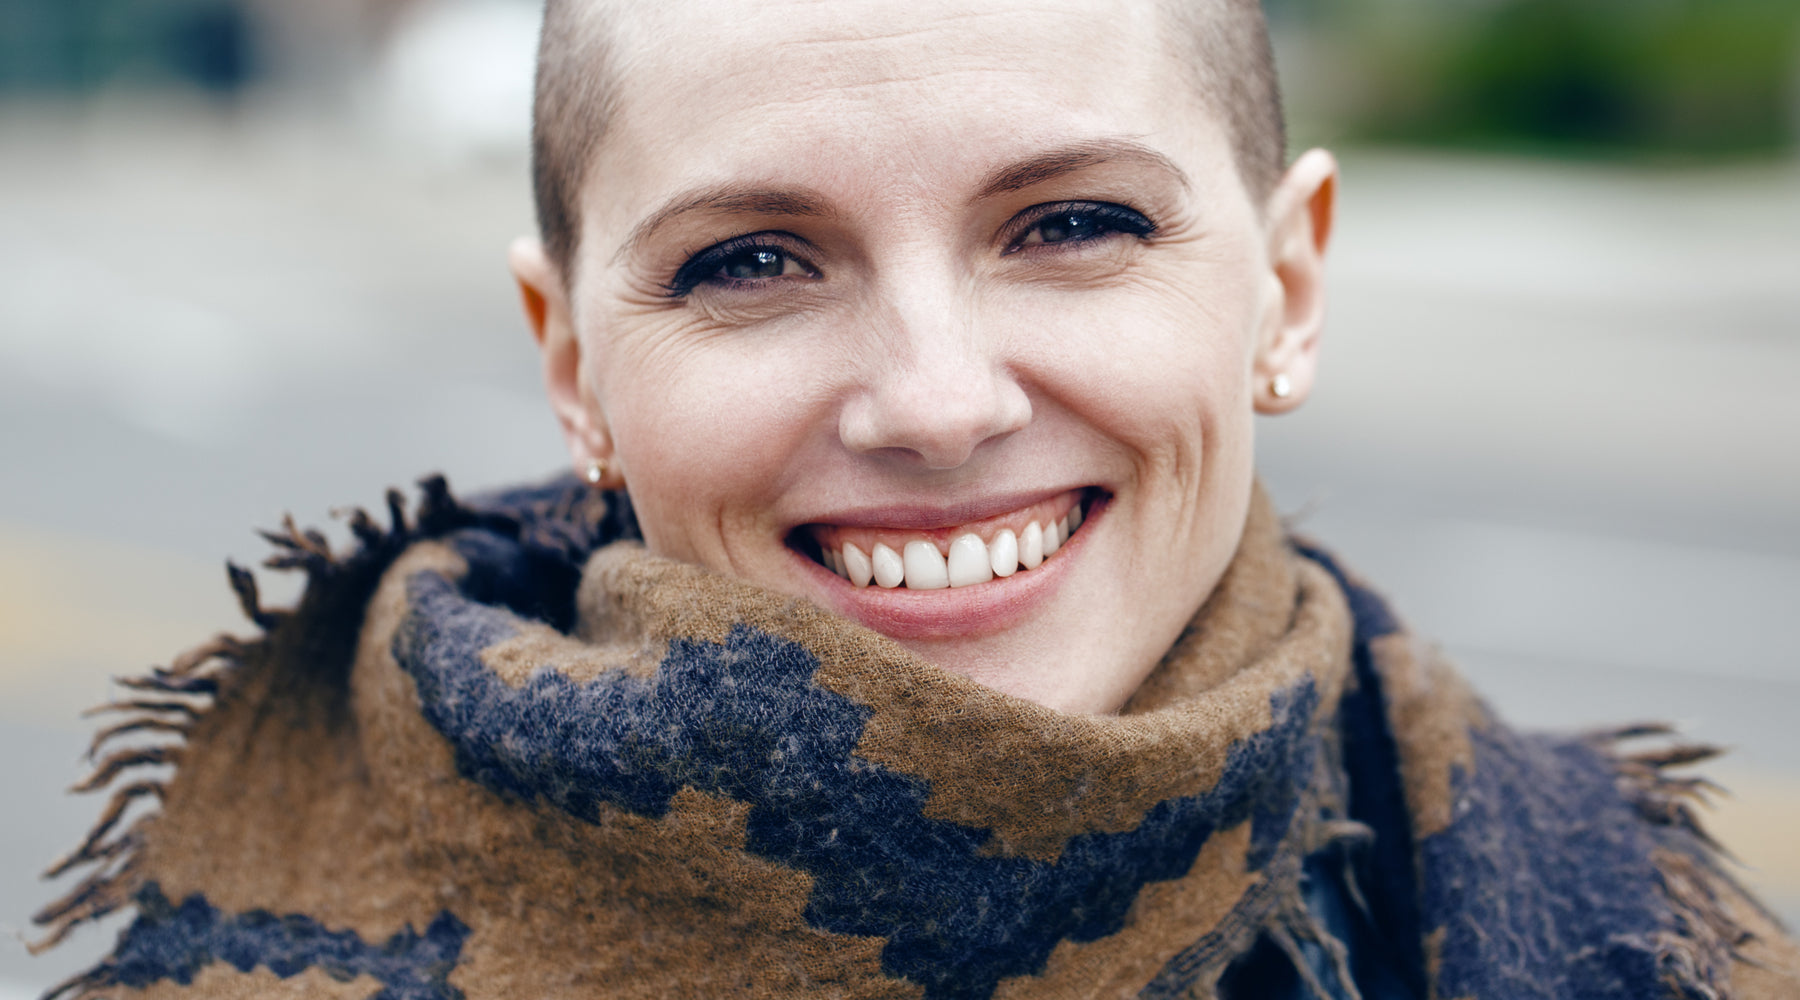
{"left": 510, "top": 0, "right": 1337, "bottom": 715}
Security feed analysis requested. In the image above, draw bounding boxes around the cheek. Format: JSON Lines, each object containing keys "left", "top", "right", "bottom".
{"left": 995, "top": 264, "right": 1262, "bottom": 460}
{"left": 583, "top": 320, "right": 827, "bottom": 562}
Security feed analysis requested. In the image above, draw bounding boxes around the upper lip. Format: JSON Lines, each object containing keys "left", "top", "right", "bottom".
{"left": 790, "top": 486, "right": 1095, "bottom": 532}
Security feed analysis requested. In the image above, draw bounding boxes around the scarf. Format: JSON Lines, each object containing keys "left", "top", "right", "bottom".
{"left": 34, "top": 476, "right": 1799, "bottom": 999}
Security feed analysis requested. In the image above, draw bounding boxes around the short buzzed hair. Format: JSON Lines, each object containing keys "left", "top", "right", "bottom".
{"left": 531, "top": 0, "right": 1286, "bottom": 284}
{"left": 1160, "top": 0, "right": 1287, "bottom": 197}
{"left": 531, "top": 0, "right": 619, "bottom": 283}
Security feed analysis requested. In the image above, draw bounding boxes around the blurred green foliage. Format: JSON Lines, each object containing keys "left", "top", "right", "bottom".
{"left": 1280, "top": 0, "right": 1800, "bottom": 156}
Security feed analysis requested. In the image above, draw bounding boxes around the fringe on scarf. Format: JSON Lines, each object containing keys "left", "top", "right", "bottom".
{"left": 1589, "top": 723, "right": 1765, "bottom": 1000}
{"left": 1143, "top": 818, "right": 1371, "bottom": 1000}
{"left": 1210, "top": 736, "right": 1374, "bottom": 1000}
{"left": 1266, "top": 825, "right": 1373, "bottom": 1000}
{"left": 30, "top": 476, "right": 622, "bottom": 1000}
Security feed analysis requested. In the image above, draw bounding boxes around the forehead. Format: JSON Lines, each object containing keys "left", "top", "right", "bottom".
{"left": 586, "top": 0, "right": 1234, "bottom": 229}
{"left": 609, "top": 0, "right": 1170, "bottom": 103}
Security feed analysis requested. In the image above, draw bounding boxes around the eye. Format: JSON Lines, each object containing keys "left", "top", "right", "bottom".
{"left": 667, "top": 233, "right": 818, "bottom": 297}
{"left": 722, "top": 248, "right": 797, "bottom": 280}
{"left": 1007, "top": 202, "right": 1156, "bottom": 253}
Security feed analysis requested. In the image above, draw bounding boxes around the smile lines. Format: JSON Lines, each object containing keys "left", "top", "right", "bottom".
{"left": 814, "top": 497, "right": 1087, "bottom": 590}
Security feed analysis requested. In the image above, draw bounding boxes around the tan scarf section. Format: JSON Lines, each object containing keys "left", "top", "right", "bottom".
{"left": 41, "top": 485, "right": 1356, "bottom": 1000}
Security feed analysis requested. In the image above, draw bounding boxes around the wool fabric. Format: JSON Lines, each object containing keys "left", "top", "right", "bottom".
{"left": 35, "top": 476, "right": 1800, "bottom": 999}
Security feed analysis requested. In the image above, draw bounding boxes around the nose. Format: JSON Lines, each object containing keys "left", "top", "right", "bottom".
{"left": 837, "top": 297, "right": 1032, "bottom": 470}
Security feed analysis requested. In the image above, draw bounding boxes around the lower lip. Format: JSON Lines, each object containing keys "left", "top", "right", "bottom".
{"left": 792, "top": 496, "right": 1106, "bottom": 641}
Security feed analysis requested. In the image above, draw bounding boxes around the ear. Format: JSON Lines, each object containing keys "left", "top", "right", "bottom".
{"left": 1253, "top": 148, "right": 1337, "bottom": 415}
{"left": 509, "top": 237, "right": 618, "bottom": 481}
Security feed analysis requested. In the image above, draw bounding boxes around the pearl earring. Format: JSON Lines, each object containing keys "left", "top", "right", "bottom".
{"left": 583, "top": 458, "right": 609, "bottom": 486}
{"left": 1270, "top": 374, "right": 1293, "bottom": 400}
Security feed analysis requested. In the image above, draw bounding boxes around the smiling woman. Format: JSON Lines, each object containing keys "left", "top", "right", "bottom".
{"left": 33, "top": 1, "right": 1800, "bottom": 999}
{"left": 508, "top": 0, "right": 1333, "bottom": 714}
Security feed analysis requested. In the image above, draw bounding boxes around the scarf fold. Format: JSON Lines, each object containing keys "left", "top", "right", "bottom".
{"left": 34, "top": 475, "right": 1799, "bottom": 1000}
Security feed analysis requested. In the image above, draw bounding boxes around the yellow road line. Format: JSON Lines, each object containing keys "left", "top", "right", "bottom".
{"left": 1706, "top": 767, "right": 1800, "bottom": 905}
{"left": 0, "top": 521, "right": 242, "bottom": 722}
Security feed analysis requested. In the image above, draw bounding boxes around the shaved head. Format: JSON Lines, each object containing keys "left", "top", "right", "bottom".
{"left": 530, "top": 0, "right": 1287, "bottom": 283}
{"left": 1159, "top": 0, "right": 1287, "bottom": 196}
{"left": 531, "top": 0, "right": 619, "bottom": 279}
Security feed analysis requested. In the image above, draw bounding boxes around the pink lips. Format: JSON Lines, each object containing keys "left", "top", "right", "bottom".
{"left": 792, "top": 491, "right": 1106, "bottom": 640}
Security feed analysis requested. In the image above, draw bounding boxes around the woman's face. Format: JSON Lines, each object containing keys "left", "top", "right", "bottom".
{"left": 517, "top": 0, "right": 1333, "bottom": 714}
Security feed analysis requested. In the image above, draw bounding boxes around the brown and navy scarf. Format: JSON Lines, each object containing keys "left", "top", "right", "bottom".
{"left": 33, "top": 476, "right": 1800, "bottom": 999}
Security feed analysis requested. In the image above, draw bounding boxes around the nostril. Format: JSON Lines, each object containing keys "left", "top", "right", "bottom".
{"left": 837, "top": 372, "right": 1032, "bottom": 469}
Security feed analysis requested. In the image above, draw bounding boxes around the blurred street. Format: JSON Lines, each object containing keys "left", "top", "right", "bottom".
{"left": 1, "top": 94, "right": 1797, "bottom": 995}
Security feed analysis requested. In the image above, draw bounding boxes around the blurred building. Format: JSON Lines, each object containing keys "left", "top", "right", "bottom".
{"left": 0, "top": 0, "right": 539, "bottom": 160}
{"left": 0, "top": 0, "right": 265, "bottom": 92}
{"left": 0, "top": 0, "right": 422, "bottom": 97}
{"left": 240, "top": 0, "right": 415, "bottom": 91}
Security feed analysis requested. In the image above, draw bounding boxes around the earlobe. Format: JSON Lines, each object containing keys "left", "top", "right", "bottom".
{"left": 1254, "top": 149, "right": 1338, "bottom": 416}
{"left": 508, "top": 236, "right": 616, "bottom": 475}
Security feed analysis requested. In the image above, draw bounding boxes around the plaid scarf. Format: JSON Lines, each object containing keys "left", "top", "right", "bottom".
{"left": 35, "top": 476, "right": 1797, "bottom": 999}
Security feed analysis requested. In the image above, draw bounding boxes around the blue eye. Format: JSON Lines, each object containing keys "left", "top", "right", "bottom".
{"left": 1010, "top": 202, "right": 1156, "bottom": 252}
{"left": 667, "top": 233, "right": 816, "bottom": 297}
{"left": 723, "top": 249, "right": 788, "bottom": 279}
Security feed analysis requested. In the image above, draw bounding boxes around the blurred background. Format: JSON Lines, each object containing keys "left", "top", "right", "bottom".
{"left": 1, "top": 0, "right": 1796, "bottom": 993}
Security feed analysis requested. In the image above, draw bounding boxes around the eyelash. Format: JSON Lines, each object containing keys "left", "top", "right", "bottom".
{"left": 665, "top": 232, "right": 816, "bottom": 298}
{"left": 663, "top": 201, "right": 1157, "bottom": 298}
{"left": 1002, "top": 201, "right": 1158, "bottom": 254}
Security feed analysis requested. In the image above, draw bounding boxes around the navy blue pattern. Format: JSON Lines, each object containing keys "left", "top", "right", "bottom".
{"left": 1296, "top": 542, "right": 1429, "bottom": 997}
{"left": 1420, "top": 726, "right": 1673, "bottom": 999}
{"left": 1289, "top": 543, "right": 1401, "bottom": 646}
{"left": 1298, "top": 540, "right": 1684, "bottom": 999}
{"left": 89, "top": 884, "right": 468, "bottom": 999}
{"left": 392, "top": 533, "right": 1323, "bottom": 1000}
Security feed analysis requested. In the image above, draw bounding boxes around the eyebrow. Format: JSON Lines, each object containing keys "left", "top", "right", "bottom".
{"left": 973, "top": 138, "right": 1192, "bottom": 201}
{"left": 614, "top": 189, "right": 830, "bottom": 264}
{"left": 613, "top": 138, "right": 1190, "bottom": 264}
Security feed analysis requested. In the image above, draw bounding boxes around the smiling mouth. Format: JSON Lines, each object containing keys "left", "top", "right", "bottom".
{"left": 795, "top": 488, "right": 1101, "bottom": 591}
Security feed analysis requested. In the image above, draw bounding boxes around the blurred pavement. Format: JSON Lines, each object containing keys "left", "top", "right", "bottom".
{"left": 1, "top": 99, "right": 1796, "bottom": 992}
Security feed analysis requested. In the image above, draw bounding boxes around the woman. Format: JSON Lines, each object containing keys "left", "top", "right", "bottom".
{"left": 37, "top": 0, "right": 1800, "bottom": 997}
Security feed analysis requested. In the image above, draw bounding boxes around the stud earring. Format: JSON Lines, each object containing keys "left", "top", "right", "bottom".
{"left": 583, "top": 457, "right": 609, "bottom": 487}
{"left": 1270, "top": 373, "right": 1293, "bottom": 400}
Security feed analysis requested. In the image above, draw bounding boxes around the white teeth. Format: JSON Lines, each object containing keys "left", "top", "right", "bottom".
{"left": 947, "top": 534, "right": 994, "bottom": 588}
{"left": 822, "top": 500, "right": 1089, "bottom": 588}
{"left": 872, "top": 542, "right": 905, "bottom": 589}
{"left": 843, "top": 543, "right": 873, "bottom": 588}
{"left": 990, "top": 529, "right": 1019, "bottom": 578}
{"left": 903, "top": 540, "right": 949, "bottom": 590}
{"left": 1019, "top": 521, "right": 1045, "bottom": 570}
